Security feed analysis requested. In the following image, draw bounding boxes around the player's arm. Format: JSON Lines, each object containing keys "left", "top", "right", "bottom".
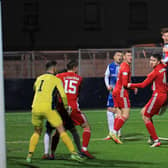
{"left": 33, "top": 82, "right": 36, "bottom": 91}
{"left": 129, "top": 71, "right": 156, "bottom": 89}
{"left": 122, "top": 71, "right": 129, "bottom": 88}
{"left": 78, "top": 78, "right": 83, "bottom": 96}
{"left": 55, "top": 78, "right": 68, "bottom": 109}
{"left": 121, "top": 64, "right": 131, "bottom": 88}
{"left": 31, "top": 81, "right": 36, "bottom": 100}
{"left": 104, "top": 65, "right": 112, "bottom": 91}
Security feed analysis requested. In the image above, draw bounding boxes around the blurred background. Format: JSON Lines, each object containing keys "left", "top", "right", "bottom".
{"left": 2, "top": 0, "right": 167, "bottom": 110}
{"left": 2, "top": 0, "right": 168, "bottom": 50}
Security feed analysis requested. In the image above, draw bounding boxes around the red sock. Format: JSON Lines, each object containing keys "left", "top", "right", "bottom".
{"left": 82, "top": 128, "right": 91, "bottom": 148}
{"left": 145, "top": 121, "right": 158, "bottom": 140}
{"left": 115, "top": 116, "right": 126, "bottom": 131}
{"left": 114, "top": 117, "right": 119, "bottom": 131}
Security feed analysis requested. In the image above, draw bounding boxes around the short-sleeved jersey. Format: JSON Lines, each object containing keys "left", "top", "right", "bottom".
{"left": 56, "top": 72, "right": 82, "bottom": 109}
{"left": 130, "top": 63, "right": 167, "bottom": 94}
{"left": 104, "top": 62, "right": 120, "bottom": 89}
{"left": 32, "top": 73, "right": 68, "bottom": 111}
{"left": 113, "top": 62, "right": 131, "bottom": 97}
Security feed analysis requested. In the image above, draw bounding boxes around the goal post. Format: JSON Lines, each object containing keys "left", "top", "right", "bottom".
{"left": 0, "top": 0, "right": 6, "bottom": 167}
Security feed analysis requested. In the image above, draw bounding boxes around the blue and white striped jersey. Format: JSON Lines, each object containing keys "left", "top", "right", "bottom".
{"left": 104, "top": 61, "right": 120, "bottom": 89}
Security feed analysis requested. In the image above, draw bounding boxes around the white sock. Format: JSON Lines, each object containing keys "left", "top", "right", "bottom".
{"left": 107, "top": 111, "right": 115, "bottom": 133}
{"left": 44, "top": 133, "right": 50, "bottom": 155}
{"left": 117, "top": 129, "right": 121, "bottom": 137}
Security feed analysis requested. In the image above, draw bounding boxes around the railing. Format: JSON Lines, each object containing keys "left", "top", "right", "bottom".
{"left": 3, "top": 47, "right": 162, "bottom": 79}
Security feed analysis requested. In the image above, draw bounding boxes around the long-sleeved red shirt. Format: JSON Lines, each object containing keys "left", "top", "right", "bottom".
{"left": 130, "top": 63, "right": 167, "bottom": 94}
{"left": 113, "top": 62, "right": 131, "bottom": 97}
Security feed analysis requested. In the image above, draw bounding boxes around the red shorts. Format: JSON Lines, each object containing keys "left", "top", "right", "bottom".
{"left": 113, "top": 94, "right": 131, "bottom": 108}
{"left": 144, "top": 92, "right": 167, "bottom": 118}
{"left": 70, "top": 109, "right": 87, "bottom": 126}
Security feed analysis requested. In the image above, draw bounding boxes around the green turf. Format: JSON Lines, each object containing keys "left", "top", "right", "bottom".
{"left": 6, "top": 109, "right": 168, "bottom": 168}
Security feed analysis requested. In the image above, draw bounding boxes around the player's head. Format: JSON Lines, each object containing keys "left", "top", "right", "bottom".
{"left": 58, "top": 68, "right": 67, "bottom": 73}
{"left": 161, "top": 27, "right": 168, "bottom": 44}
{"left": 67, "top": 60, "right": 78, "bottom": 73}
{"left": 113, "top": 51, "right": 123, "bottom": 64}
{"left": 123, "top": 50, "right": 132, "bottom": 64}
{"left": 150, "top": 53, "right": 162, "bottom": 68}
{"left": 45, "top": 60, "right": 57, "bottom": 74}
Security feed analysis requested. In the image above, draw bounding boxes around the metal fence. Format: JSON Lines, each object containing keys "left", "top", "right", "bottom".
{"left": 3, "top": 47, "right": 162, "bottom": 79}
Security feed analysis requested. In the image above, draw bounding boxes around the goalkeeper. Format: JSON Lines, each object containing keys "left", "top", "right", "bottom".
{"left": 42, "top": 92, "right": 81, "bottom": 160}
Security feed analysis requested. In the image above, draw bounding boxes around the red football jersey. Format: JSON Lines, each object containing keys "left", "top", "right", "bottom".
{"left": 113, "top": 62, "right": 131, "bottom": 97}
{"left": 130, "top": 63, "right": 167, "bottom": 94}
{"left": 56, "top": 72, "right": 82, "bottom": 109}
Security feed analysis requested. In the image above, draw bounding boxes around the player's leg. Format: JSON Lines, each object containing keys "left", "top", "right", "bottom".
{"left": 71, "top": 109, "right": 94, "bottom": 159}
{"left": 48, "top": 110, "right": 84, "bottom": 162}
{"left": 111, "top": 95, "right": 130, "bottom": 144}
{"left": 69, "top": 127, "right": 81, "bottom": 152}
{"left": 61, "top": 105, "right": 81, "bottom": 153}
{"left": 80, "top": 121, "right": 94, "bottom": 159}
{"left": 147, "top": 118, "right": 154, "bottom": 144}
{"left": 110, "top": 107, "right": 128, "bottom": 144}
{"left": 105, "top": 107, "right": 115, "bottom": 139}
{"left": 118, "top": 107, "right": 130, "bottom": 130}
{"left": 50, "top": 130, "right": 60, "bottom": 159}
{"left": 42, "top": 121, "right": 54, "bottom": 159}
{"left": 143, "top": 93, "right": 167, "bottom": 147}
{"left": 143, "top": 97, "right": 163, "bottom": 146}
{"left": 66, "top": 117, "right": 81, "bottom": 153}
{"left": 56, "top": 125, "right": 84, "bottom": 162}
{"left": 113, "top": 96, "right": 130, "bottom": 133}
{"left": 26, "top": 112, "right": 43, "bottom": 163}
{"left": 50, "top": 124, "right": 81, "bottom": 159}
{"left": 142, "top": 109, "right": 160, "bottom": 147}
{"left": 104, "top": 94, "right": 116, "bottom": 140}
{"left": 26, "top": 126, "right": 42, "bottom": 163}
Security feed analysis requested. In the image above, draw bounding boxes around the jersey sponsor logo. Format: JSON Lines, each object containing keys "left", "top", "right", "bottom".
{"left": 123, "top": 72, "right": 128, "bottom": 75}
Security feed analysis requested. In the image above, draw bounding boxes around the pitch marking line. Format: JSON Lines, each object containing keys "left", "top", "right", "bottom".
{"left": 159, "top": 137, "right": 168, "bottom": 141}
{"left": 7, "top": 136, "right": 168, "bottom": 144}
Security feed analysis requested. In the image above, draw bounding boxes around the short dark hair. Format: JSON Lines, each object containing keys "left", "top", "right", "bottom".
{"left": 45, "top": 61, "right": 57, "bottom": 70}
{"left": 161, "top": 27, "right": 168, "bottom": 34}
{"left": 123, "top": 50, "right": 131, "bottom": 55}
{"left": 151, "top": 53, "right": 162, "bottom": 61}
{"left": 113, "top": 50, "right": 122, "bottom": 55}
{"left": 67, "top": 60, "right": 78, "bottom": 70}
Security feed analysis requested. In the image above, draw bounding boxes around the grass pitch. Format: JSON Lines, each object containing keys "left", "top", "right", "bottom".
{"left": 6, "top": 109, "right": 168, "bottom": 168}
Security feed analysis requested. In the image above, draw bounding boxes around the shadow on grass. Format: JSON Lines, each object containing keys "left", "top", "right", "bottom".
{"left": 60, "top": 158, "right": 156, "bottom": 168}
{"left": 7, "top": 155, "right": 156, "bottom": 168}
{"left": 121, "top": 133, "right": 145, "bottom": 142}
{"left": 8, "top": 156, "right": 40, "bottom": 168}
